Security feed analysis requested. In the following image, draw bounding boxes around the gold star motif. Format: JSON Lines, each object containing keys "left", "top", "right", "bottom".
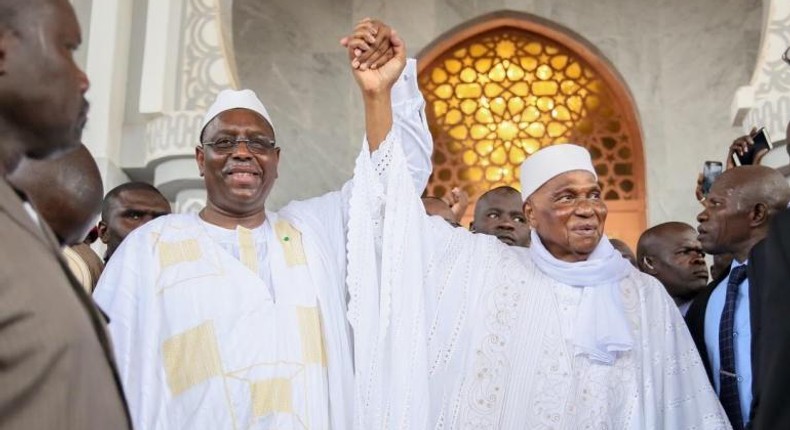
{"left": 421, "top": 31, "right": 636, "bottom": 205}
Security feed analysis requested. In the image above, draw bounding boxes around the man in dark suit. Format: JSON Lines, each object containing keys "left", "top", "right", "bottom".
{"left": 0, "top": 0, "right": 130, "bottom": 428}
{"left": 750, "top": 98, "right": 790, "bottom": 429}
{"left": 686, "top": 165, "right": 790, "bottom": 430}
{"left": 751, "top": 207, "right": 790, "bottom": 429}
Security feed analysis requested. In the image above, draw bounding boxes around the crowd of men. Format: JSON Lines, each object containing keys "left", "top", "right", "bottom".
{"left": 1, "top": 0, "right": 790, "bottom": 429}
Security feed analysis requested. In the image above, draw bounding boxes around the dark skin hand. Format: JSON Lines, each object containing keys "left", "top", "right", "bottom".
{"left": 341, "top": 19, "right": 406, "bottom": 151}
{"left": 445, "top": 187, "right": 469, "bottom": 224}
{"left": 340, "top": 18, "right": 395, "bottom": 70}
{"left": 726, "top": 127, "right": 768, "bottom": 169}
{"left": 694, "top": 127, "right": 769, "bottom": 203}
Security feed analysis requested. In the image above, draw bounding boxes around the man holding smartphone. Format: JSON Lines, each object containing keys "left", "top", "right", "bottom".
{"left": 687, "top": 165, "right": 790, "bottom": 429}
{"left": 727, "top": 127, "right": 771, "bottom": 169}
{"left": 695, "top": 127, "right": 772, "bottom": 203}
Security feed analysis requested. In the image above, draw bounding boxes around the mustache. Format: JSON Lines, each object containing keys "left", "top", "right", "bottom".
{"left": 222, "top": 162, "right": 262, "bottom": 175}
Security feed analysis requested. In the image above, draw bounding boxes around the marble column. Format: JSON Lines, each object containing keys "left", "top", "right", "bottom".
{"left": 81, "top": 0, "right": 135, "bottom": 191}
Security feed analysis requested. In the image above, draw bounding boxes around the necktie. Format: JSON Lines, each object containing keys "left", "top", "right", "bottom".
{"left": 719, "top": 264, "right": 748, "bottom": 430}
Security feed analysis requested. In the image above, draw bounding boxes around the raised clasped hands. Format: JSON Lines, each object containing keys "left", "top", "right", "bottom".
{"left": 340, "top": 18, "right": 406, "bottom": 96}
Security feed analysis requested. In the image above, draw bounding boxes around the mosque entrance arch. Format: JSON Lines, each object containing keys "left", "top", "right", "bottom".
{"left": 417, "top": 11, "right": 647, "bottom": 248}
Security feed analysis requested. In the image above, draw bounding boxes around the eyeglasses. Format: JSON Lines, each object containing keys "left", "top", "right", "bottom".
{"left": 783, "top": 47, "right": 790, "bottom": 66}
{"left": 201, "top": 137, "right": 277, "bottom": 154}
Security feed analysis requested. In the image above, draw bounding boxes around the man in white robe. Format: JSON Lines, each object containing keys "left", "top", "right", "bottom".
{"left": 347, "top": 134, "right": 731, "bottom": 428}
{"left": 93, "top": 25, "right": 431, "bottom": 429}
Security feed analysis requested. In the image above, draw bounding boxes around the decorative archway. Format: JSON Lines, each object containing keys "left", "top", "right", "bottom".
{"left": 417, "top": 11, "right": 647, "bottom": 247}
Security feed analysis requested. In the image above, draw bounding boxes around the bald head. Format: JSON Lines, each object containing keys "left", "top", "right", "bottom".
{"left": 637, "top": 222, "right": 695, "bottom": 263}
{"left": 636, "top": 222, "right": 708, "bottom": 301}
{"left": 0, "top": 0, "right": 53, "bottom": 28}
{"left": 422, "top": 196, "right": 458, "bottom": 226}
{"left": 0, "top": 0, "right": 89, "bottom": 173}
{"left": 697, "top": 165, "right": 790, "bottom": 260}
{"left": 473, "top": 186, "right": 521, "bottom": 220}
{"left": 99, "top": 182, "right": 171, "bottom": 261}
{"left": 715, "top": 165, "right": 789, "bottom": 214}
{"left": 8, "top": 144, "right": 103, "bottom": 246}
{"left": 472, "top": 186, "right": 530, "bottom": 247}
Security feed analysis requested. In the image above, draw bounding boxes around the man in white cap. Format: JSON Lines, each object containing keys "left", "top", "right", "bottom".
{"left": 347, "top": 141, "right": 730, "bottom": 428}
{"left": 93, "top": 22, "right": 432, "bottom": 429}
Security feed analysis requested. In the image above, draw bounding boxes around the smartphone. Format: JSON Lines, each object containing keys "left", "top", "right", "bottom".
{"left": 732, "top": 127, "right": 773, "bottom": 166}
{"left": 702, "top": 161, "right": 723, "bottom": 196}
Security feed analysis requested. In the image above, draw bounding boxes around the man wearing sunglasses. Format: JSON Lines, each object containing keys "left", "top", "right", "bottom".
{"left": 93, "top": 19, "right": 432, "bottom": 430}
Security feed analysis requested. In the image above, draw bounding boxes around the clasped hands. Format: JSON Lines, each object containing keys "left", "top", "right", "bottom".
{"left": 340, "top": 18, "right": 406, "bottom": 96}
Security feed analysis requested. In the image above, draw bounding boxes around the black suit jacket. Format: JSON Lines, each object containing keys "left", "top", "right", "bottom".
{"left": 685, "top": 241, "right": 764, "bottom": 425}
{"left": 751, "top": 209, "right": 790, "bottom": 430}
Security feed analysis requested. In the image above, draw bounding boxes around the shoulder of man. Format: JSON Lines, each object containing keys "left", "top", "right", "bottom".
{"left": 107, "top": 213, "right": 193, "bottom": 260}
{"left": 623, "top": 268, "right": 678, "bottom": 309}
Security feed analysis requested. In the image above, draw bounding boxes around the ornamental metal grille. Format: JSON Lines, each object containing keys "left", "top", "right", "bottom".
{"left": 419, "top": 27, "right": 639, "bottom": 202}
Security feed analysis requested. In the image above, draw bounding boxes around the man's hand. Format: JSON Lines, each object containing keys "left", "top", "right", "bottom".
{"left": 340, "top": 18, "right": 394, "bottom": 71}
{"left": 340, "top": 19, "right": 407, "bottom": 150}
{"left": 445, "top": 187, "right": 469, "bottom": 224}
{"left": 695, "top": 173, "right": 705, "bottom": 203}
{"left": 342, "top": 22, "right": 406, "bottom": 96}
{"left": 726, "top": 127, "right": 768, "bottom": 169}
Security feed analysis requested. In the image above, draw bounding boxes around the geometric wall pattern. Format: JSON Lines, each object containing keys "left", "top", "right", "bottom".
{"left": 419, "top": 27, "right": 639, "bottom": 201}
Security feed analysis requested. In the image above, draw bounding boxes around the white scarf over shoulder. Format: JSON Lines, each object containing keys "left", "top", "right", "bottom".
{"left": 529, "top": 230, "right": 634, "bottom": 364}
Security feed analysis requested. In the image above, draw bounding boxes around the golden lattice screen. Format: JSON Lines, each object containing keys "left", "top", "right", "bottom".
{"left": 419, "top": 27, "right": 641, "bottom": 202}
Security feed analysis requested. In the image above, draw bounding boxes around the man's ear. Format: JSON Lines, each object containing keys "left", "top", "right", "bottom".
{"left": 97, "top": 221, "right": 109, "bottom": 244}
{"left": 273, "top": 147, "right": 281, "bottom": 178}
{"left": 750, "top": 202, "right": 768, "bottom": 228}
{"left": 523, "top": 198, "right": 537, "bottom": 229}
{"left": 640, "top": 255, "right": 656, "bottom": 274}
{"left": 195, "top": 146, "right": 205, "bottom": 177}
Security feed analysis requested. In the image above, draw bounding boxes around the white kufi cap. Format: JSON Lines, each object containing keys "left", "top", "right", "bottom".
{"left": 201, "top": 89, "right": 273, "bottom": 137}
{"left": 519, "top": 144, "right": 597, "bottom": 200}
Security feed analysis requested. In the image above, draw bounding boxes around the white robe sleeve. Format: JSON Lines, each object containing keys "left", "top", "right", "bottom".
{"left": 281, "top": 58, "right": 432, "bottom": 257}
{"left": 347, "top": 96, "right": 507, "bottom": 428}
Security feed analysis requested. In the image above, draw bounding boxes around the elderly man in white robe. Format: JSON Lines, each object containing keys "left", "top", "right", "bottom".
{"left": 92, "top": 22, "right": 432, "bottom": 429}
{"left": 347, "top": 140, "right": 730, "bottom": 428}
